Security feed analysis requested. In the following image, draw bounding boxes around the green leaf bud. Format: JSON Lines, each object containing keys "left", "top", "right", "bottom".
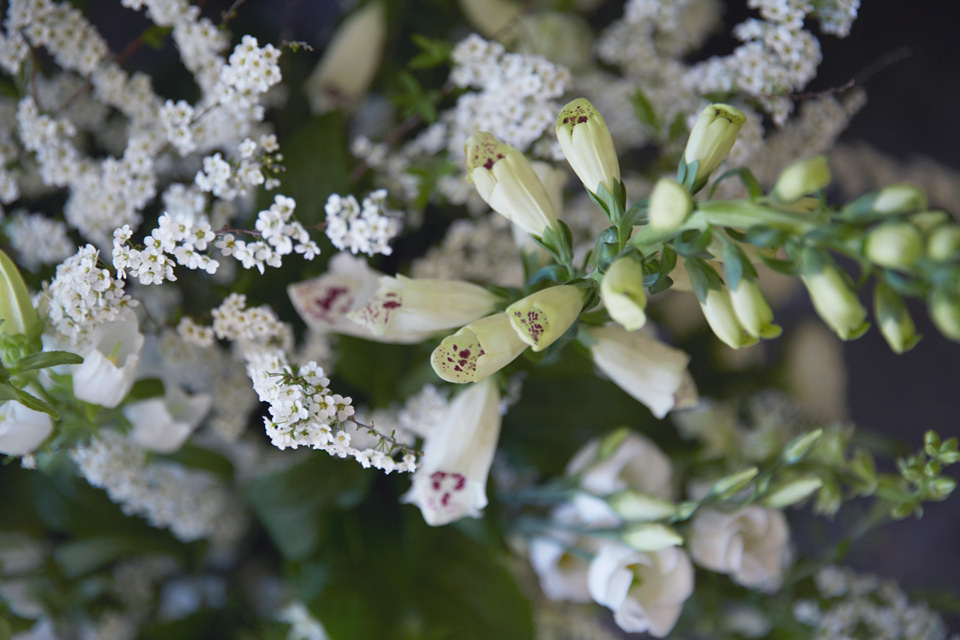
{"left": 910, "top": 210, "right": 951, "bottom": 232}
{"left": 865, "top": 222, "right": 924, "bottom": 270}
{"left": 782, "top": 428, "right": 824, "bottom": 464}
{"left": 710, "top": 466, "right": 758, "bottom": 498}
{"left": 0, "top": 249, "right": 40, "bottom": 338}
{"left": 607, "top": 490, "right": 676, "bottom": 522}
{"left": 761, "top": 475, "right": 823, "bottom": 509}
{"left": 773, "top": 155, "right": 831, "bottom": 202}
{"left": 847, "top": 183, "right": 927, "bottom": 217}
{"left": 874, "top": 280, "right": 920, "bottom": 353}
{"left": 929, "top": 476, "right": 956, "bottom": 500}
{"left": 926, "top": 224, "right": 960, "bottom": 262}
{"left": 621, "top": 522, "right": 683, "bottom": 552}
{"left": 929, "top": 287, "right": 960, "bottom": 342}
{"left": 648, "top": 177, "right": 693, "bottom": 231}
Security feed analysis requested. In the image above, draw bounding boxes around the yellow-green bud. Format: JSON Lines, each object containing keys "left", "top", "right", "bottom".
{"left": 910, "top": 210, "right": 950, "bottom": 232}
{"left": 800, "top": 265, "right": 869, "bottom": 340}
{"left": 874, "top": 281, "right": 920, "bottom": 354}
{"left": 465, "top": 132, "right": 559, "bottom": 238}
{"left": 0, "top": 249, "right": 39, "bottom": 338}
{"left": 683, "top": 103, "right": 746, "bottom": 190}
{"left": 621, "top": 523, "right": 683, "bottom": 552}
{"left": 849, "top": 183, "right": 927, "bottom": 217}
{"left": 506, "top": 284, "right": 585, "bottom": 352}
{"left": 772, "top": 156, "right": 831, "bottom": 202}
{"left": 699, "top": 288, "right": 758, "bottom": 349}
{"left": 600, "top": 257, "right": 647, "bottom": 331}
{"left": 930, "top": 288, "right": 960, "bottom": 342}
{"left": 761, "top": 476, "right": 823, "bottom": 509}
{"left": 927, "top": 224, "right": 960, "bottom": 262}
{"left": 865, "top": 221, "right": 924, "bottom": 270}
{"left": 556, "top": 98, "right": 620, "bottom": 196}
{"left": 648, "top": 177, "right": 693, "bottom": 231}
{"left": 729, "top": 279, "right": 781, "bottom": 339}
{"left": 607, "top": 490, "right": 676, "bottom": 522}
{"left": 459, "top": 0, "right": 522, "bottom": 41}
{"left": 431, "top": 312, "right": 528, "bottom": 384}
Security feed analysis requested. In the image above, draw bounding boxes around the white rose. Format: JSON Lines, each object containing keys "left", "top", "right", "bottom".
{"left": 688, "top": 506, "right": 791, "bottom": 592}
{"left": 587, "top": 543, "right": 694, "bottom": 636}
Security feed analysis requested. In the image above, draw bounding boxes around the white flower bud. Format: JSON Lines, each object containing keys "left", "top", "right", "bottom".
{"left": 0, "top": 392, "right": 53, "bottom": 456}
{"left": 600, "top": 257, "right": 647, "bottom": 331}
{"left": 125, "top": 386, "right": 212, "bottom": 454}
{"left": 800, "top": 265, "right": 869, "bottom": 341}
{"left": 699, "top": 288, "right": 758, "bottom": 349}
{"left": 683, "top": 104, "right": 746, "bottom": 190}
{"left": 761, "top": 476, "right": 823, "bottom": 509}
{"left": 431, "top": 312, "right": 527, "bottom": 383}
{"left": 305, "top": 2, "right": 386, "bottom": 114}
{"left": 582, "top": 326, "right": 694, "bottom": 419}
{"left": 865, "top": 221, "right": 924, "bottom": 270}
{"left": 648, "top": 177, "right": 693, "bottom": 231}
{"left": 773, "top": 156, "right": 831, "bottom": 202}
{"left": 729, "top": 280, "right": 781, "bottom": 339}
{"left": 402, "top": 379, "right": 501, "bottom": 526}
{"left": 465, "top": 132, "right": 559, "bottom": 237}
{"left": 348, "top": 275, "right": 499, "bottom": 338}
{"left": 556, "top": 98, "right": 621, "bottom": 195}
{"left": 874, "top": 281, "right": 920, "bottom": 354}
{"left": 506, "top": 285, "right": 585, "bottom": 352}
{"left": 608, "top": 491, "right": 676, "bottom": 522}
{"left": 929, "top": 288, "right": 960, "bottom": 342}
{"left": 872, "top": 183, "right": 927, "bottom": 215}
{"left": 622, "top": 523, "right": 683, "bottom": 552}
{"left": 0, "top": 249, "right": 39, "bottom": 338}
{"left": 926, "top": 224, "right": 960, "bottom": 262}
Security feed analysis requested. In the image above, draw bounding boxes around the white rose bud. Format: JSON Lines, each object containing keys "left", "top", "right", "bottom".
{"left": 431, "top": 312, "right": 528, "bottom": 383}
{"left": 465, "top": 132, "right": 559, "bottom": 237}
{"left": 648, "top": 177, "right": 694, "bottom": 231}
{"left": 600, "top": 257, "right": 647, "bottom": 331}
{"left": 506, "top": 285, "right": 585, "bottom": 352}
{"left": 773, "top": 156, "right": 831, "bottom": 202}
{"left": 556, "top": 98, "right": 621, "bottom": 196}
{"left": 683, "top": 103, "right": 746, "bottom": 191}
{"left": 865, "top": 221, "right": 924, "bottom": 270}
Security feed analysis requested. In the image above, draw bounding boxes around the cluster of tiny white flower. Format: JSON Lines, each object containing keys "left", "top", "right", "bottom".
{"left": 71, "top": 429, "right": 247, "bottom": 548}
{"left": 37, "top": 244, "right": 134, "bottom": 347}
{"left": 793, "top": 565, "right": 954, "bottom": 640}
{"left": 194, "top": 134, "right": 282, "bottom": 200}
{"left": 3, "top": 209, "right": 75, "bottom": 270}
{"left": 323, "top": 190, "right": 402, "bottom": 257}
{"left": 246, "top": 349, "right": 418, "bottom": 473}
{"left": 210, "top": 292, "right": 293, "bottom": 352}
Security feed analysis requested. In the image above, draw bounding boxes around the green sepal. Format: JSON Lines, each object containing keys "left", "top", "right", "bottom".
{"left": 759, "top": 253, "right": 797, "bottom": 276}
{"left": 684, "top": 256, "right": 725, "bottom": 304}
{"left": 528, "top": 264, "right": 568, "bottom": 288}
{"left": 708, "top": 167, "right": 762, "bottom": 201}
{"left": 622, "top": 199, "right": 648, "bottom": 229}
{"left": 882, "top": 269, "right": 927, "bottom": 297}
{"left": 720, "top": 240, "right": 756, "bottom": 292}
{"left": 588, "top": 180, "right": 626, "bottom": 225}
{"left": 673, "top": 227, "right": 714, "bottom": 257}
{"left": 12, "top": 350, "right": 84, "bottom": 374}
{"left": 744, "top": 225, "right": 790, "bottom": 248}
{"left": 409, "top": 34, "right": 454, "bottom": 69}
{"left": 630, "top": 88, "right": 658, "bottom": 132}
{"left": 782, "top": 428, "right": 823, "bottom": 464}
{"left": 646, "top": 245, "right": 677, "bottom": 295}
{"left": 709, "top": 466, "right": 759, "bottom": 499}
{"left": 534, "top": 221, "right": 575, "bottom": 266}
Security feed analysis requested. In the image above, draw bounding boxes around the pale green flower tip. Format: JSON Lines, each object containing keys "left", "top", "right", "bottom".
{"left": 729, "top": 280, "right": 778, "bottom": 340}
{"left": 600, "top": 257, "right": 647, "bottom": 332}
{"left": 773, "top": 155, "right": 831, "bottom": 202}
{"left": 761, "top": 476, "right": 823, "bottom": 509}
{"left": 556, "top": 97, "right": 620, "bottom": 195}
{"left": 648, "top": 177, "right": 693, "bottom": 231}
{"left": 801, "top": 267, "right": 869, "bottom": 341}
{"left": 929, "top": 289, "right": 960, "bottom": 342}
{"left": 506, "top": 284, "right": 584, "bottom": 352}
{"left": 0, "top": 248, "right": 40, "bottom": 338}
{"left": 926, "top": 224, "right": 960, "bottom": 262}
{"left": 683, "top": 103, "right": 746, "bottom": 183}
{"left": 431, "top": 327, "right": 485, "bottom": 384}
{"left": 873, "top": 183, "right": 927, "bottom": 215}
{"left": 865, "top": 221, "right": 924, "bottom": 270}
{"left": 608, "top": 490, "right": 676, "bottom": 522}
{"left": 701, "top": 288, "right": 758, "bottom": 350}
{"left": 464, "top": 131, "right": 510, "bottom": 177}
{"left": 621, "top": 523, "right": 684, "bottom": 552}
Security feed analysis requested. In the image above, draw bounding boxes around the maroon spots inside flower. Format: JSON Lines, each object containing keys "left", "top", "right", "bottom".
{"left": 428, "top": 471, "right": 468, "bottom": 513}
{"left": 513, "top": 309, "right": 546, "bottom": 344}
{"left": 382, "top": 300, "right": 401, "bottom": 309}
{"left": 577, "top": 115, "right": 588, "bottom": 123}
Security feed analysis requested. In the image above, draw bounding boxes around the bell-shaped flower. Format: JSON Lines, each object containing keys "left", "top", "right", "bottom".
{"left": 582, "top": 325, "right": 695, "bottom": 419}
{"left": 348, "top": 275, "right": 499, "bottom": 338}
{"left": 72, "top": 307, "right": 144, "bottom": 408}
{"left": 304, "top": 2, "right": 386, "bottom": 114}
{"left": 0, "top": 393, "right": 53, "bottom": 456}
{"left": 648, "top": 177, "right": 693, "bottom": 231}
{"left": 465, "top": 132, "right": 559, "bottom": 238}
{"left": 800, "top": 264, "right": 868, "bottom": 340}
{"left": 124, "top": 386, "right": 213, "bottom": 453}
{"left": 431, "top": 312, "right": 527, "bottom": 383}
{"left": 729, "top": 280, "right": 781, "bottom": 339}
{"left": 402, "top": 378, "right": 501, "bottom": 526}
{"left": 683, "top": 103, "right": 745, "bottom": 190}
{"left": 506, "top": 284, "right": 585, "bottom": 352}
{"left": 588, "top": 543, "right": 694, "bottom": 637}
{"left": 699, "top": 287, "right": 759, "bottom": 349}
{"left": 556, "top": 97, "right": 621, "bottom": 196}
{"left": 600, "top": 257, "right": 647, "bottom": 332}
{"left": 688, "top": 506, "right": 790, "bottom": 592}
{"left": 0, "top": 248, "right": 39, "bottom": 338}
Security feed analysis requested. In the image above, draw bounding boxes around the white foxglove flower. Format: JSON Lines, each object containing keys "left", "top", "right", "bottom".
{"left": 555, "top": 97, "right": 620, "bottom": 196}
{"left": 72, "top": 308, "right": 144, "bottom": 408}
{"left": 683, "top": 104, "right": 745, "bottom": 190}
{"left": 600, "top": 257, "right": 647, "bottom": 332}
{"left": 465, "top": 132, "right": 559, "bottom": 238}
{"left": 688, "top": 506, "right": 791, "bottom": 592}
{"left": 506, "top": 285, "right": 585, "bottom": 352}
{"left": 305, "top": 2, "right": 386, "bottom": 114}
{"left": 699, "top": 288, "right": 758, "bottom": 349}
{"left": 403, "top": 379, "right": 501, "bottom": 526}
{"left": 0, "top": 395, "right": 53, "bottom": 456}
{"left": 582, "top": 325, "right": 694, "bottom": 419}
{"left": 125, "top": 386, "right": 212, "bottom": 453}
{"left": 347, "top": 275, "right": 499, "bottom": 338}
{"left": 431, "top": 312, "right": 528, "bottom": 384}
{"left": 588, "top": 544, "right": 694, "bottom": 637}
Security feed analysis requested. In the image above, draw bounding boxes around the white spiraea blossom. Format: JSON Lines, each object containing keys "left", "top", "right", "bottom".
{"left": 0, "top": 395, "right": 53, "bottom": 457}
{"left": 348, "top": 275, "right": 499, "bottom": 338}
{"left": 582, "top": 325, "right": 695, "bottom": 419}
{"left": 688, "top": 506, "right": 791, "bottom": 592}
{"left": 323, "top": 190, "right": 402, "bottom": 257}
{"left": 588, "top": 544, "right": 694, "bottom": 637}
{"left": 71, "top": 307, "right": 145, "bottom": 409}
{"left": 124, "top": 386, "right": 213, "bottom": 454}
{"left": 403, "top": 378, "right": 501, "bottom": 525}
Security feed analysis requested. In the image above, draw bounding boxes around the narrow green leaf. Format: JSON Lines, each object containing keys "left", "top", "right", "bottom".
{"left": 13, "top": 350, "right": 83, "bottom": 373}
